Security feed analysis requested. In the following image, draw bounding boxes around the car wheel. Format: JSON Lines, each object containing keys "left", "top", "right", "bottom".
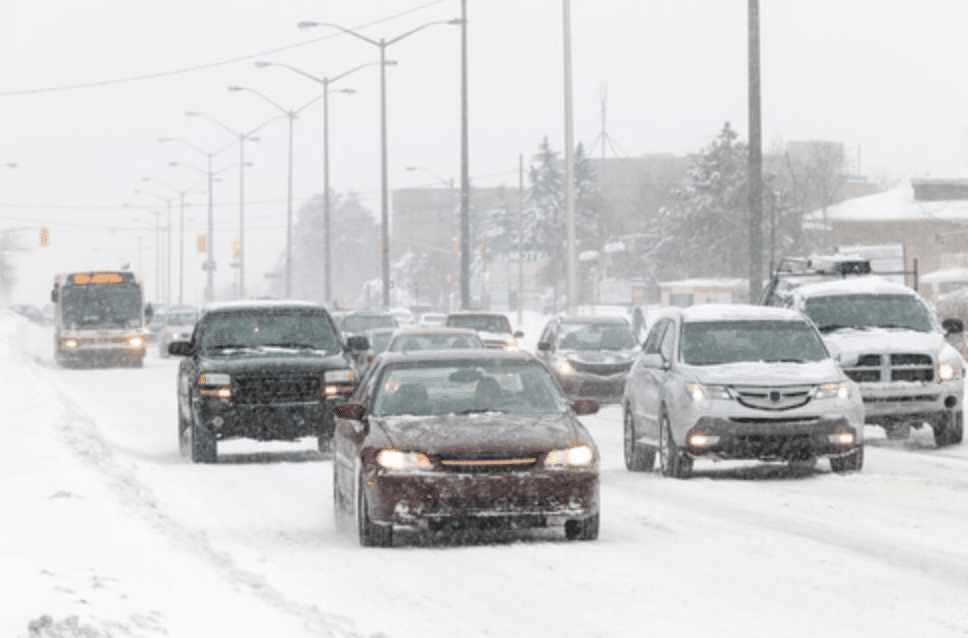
{"left": 883, "top": 422, "right": 911, "bottom": 441}
{"left": 565, "top": 513, "right": 599, "bottom": 541}
{"left": 357, "top": 475, "right": 392, "bottom": 547}
{"left": 830, "top": 446, "right": 864, "bottom": 472}
{"left": 933, "top": 410, "right": 963, "bottom": 447}
{"left": 623, "top": 406, "right": 655, "bottom": 472}
{"left": 659, "top": 410, "right": 692, "bottom": 479}
{"left": 189, "top": 413, "right": 217, "bottom": 464}
{"left": 333, "top": 461, "right": 351, "bottom": 531}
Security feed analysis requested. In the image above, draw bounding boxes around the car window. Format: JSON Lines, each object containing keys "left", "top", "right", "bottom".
{"left": 559, "top": 322, "right": 637, "bottom": 351}
{"left": 659, "top": 320, "right": 676, "bottom": 361}
{"left": 642, "top": 319, "right": 668, "bottom": 355}
{"left": 446, "top": 314, "right": 511, "bottom": 333}
{"left": 388, "top": 334, "right": 483, "bottom": 352}
{"left": 802, "top": 294, "right": 934, "bottom": 334}
{"left": 370, "top": 360, "right": 569, "bottom": 417}
{"left": 341, "top": 314, "right": 398, "bottom": 332}
{"left": 199, "top": 309, "right": 340, "bottom": 354}
{"left": 680, "top": 320, "right": 829, "bottom": 365}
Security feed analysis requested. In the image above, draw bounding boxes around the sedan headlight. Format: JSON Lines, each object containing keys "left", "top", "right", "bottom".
{"left": 376, "top": 449, "right": 432, "bottom": 471}
{"left": 814, "top": 381, "right": 851, "bottom": 400}
{"left": 685, "top": 383, "right": 731, "bottom": 402}
{"left": 545, "top": 444, "right": 595, "bottom": 468}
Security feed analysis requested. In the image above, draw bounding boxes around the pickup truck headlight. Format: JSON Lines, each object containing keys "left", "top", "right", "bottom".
{"left": 814, "top": 381, "right": 851, "bottom": 400}
{"left": 556, "top": 360, "right": 574, "bottom": 375}
{"left": 323, "top": 369, "right": 356, "bottom": 397}
{"left": 938, "top": 361, "right": 963, "bottom": 381}
{"left": 198, "top": 373, "right": 232, "bottom": 400}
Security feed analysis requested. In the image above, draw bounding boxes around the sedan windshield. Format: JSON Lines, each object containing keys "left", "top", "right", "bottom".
{"left": 681, "top": 320, "right": 829, "bottom": 365}
{"left": 802, "top": 294, "right": 934, "bottom": 333}
{"left": 559, "top": 322, "right": 637, "bottom": 351}
{"left": 200, "top": 309, "right": 339, "bottom": 354}
{"left": 371, "top": 360, "right": 569, "bottom": 417}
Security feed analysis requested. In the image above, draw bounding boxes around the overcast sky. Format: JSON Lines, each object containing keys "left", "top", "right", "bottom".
{"left": 2, "top": 0, "right": 967, "bottom": 304}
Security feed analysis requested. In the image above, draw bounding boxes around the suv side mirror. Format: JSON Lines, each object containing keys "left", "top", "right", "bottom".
{"left": 346, "top": 335, "right": 370, "bottom": 351}
{"left": 537, "top": 341, "right": 551, "bottom": 352}
{"left": 514, "top": 330, "right": 524, "bottom": 338}
{"left": 942, "top": 318, "right": 964, "bottom": 335}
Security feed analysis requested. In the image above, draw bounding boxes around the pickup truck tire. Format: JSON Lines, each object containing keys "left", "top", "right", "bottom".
{"left": 933, "top": 410, "right": 964, "bottom": 447}
{"left": 190, "top": 416, "right": 217, "bottom": 464}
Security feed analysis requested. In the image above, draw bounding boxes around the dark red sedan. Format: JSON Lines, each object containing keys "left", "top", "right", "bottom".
{"left": 332, "top": 350, "right": 601, "bottom": 546}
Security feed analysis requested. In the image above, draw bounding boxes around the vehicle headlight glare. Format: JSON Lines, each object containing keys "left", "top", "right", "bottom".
{"left": 815, "top": 381, "right": 851, "bottom": 400}
{"left": 557, "top": 360, "right": 574, "bottom": 375}
{"left": 546, "top": 444, "right": 594, "bottom": 468}
{"left": 376, "top": 449, "right": 432, "bottom": 471}
{"left": 62, "top": 338, "right": 78, "bottom": 350}
{"left": 127, "top": 336, "right": 145, "bottom": 350}
{"left": 326, "top": 369, "right": 355, "bottom": 383}
{"left": 686, "top": 383, "right": 730, "bottom": 401}
{"left": 938, "top": 362, "right": 958, "bottom": 381}
{"left": 688, "top": 433, "right": 720, "bottom": 447}
{"left": 828, "top": 432, "right": 855, "bottom": 445}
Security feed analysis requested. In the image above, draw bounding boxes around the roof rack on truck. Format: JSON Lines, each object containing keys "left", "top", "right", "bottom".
{"left": 761, "top": 254, "right": 918, "bottom": 306}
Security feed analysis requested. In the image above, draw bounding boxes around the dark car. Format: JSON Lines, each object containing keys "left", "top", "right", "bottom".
{"left": 536, "top": 315, "right": 639, "bottom": 403}
{"left": 168, "top": 300, "right": 368, "bottom": 463}
{"left": 332, "top": 349, "right": 601, "bottom": 546}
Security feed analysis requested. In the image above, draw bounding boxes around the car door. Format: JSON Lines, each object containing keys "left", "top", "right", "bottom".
{"left": 628, "top": 317, "right": 674, "bottom": 446}
{"left": 177, "top": 320, "right": 204, "bottom": 424}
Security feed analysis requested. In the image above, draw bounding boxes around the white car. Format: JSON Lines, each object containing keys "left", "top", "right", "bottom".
{"left": 623, "top": 304, "right": 865, "bottom": 478}
{"left": 444, "top": 312, "right": 523, "bottom": 350}
{"left": 418, "top": 312, "right": 447, "bottom": 329}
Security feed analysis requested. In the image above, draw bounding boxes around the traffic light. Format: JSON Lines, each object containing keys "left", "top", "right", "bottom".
{"left": 39, "top": 227, "right": 49, "bottom": 248}
{"left": 196, "top": 234, "right": 207, "bottom": 253}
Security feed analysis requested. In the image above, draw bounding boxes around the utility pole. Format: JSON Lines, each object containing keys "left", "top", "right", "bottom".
{"left": 459, "top": 0, "right": 471, "bottom": 309}
{"left": 748, "top": 0, "right": 764, "bottom": 303}
{"left": 562, "top": 0, "right": 577, "bottom": 312}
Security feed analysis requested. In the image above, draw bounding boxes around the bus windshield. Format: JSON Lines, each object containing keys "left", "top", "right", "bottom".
{"left": 61, "top": 285, "right": 142, "bottom": 329}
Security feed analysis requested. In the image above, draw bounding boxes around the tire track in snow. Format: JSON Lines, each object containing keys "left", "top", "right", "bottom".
{"left": 35, "top": 362, "right": 371, "bottom": 638}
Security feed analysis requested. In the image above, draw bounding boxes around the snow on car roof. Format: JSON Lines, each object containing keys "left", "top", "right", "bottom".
{"left": 793, "top": 275, "right": 919, "bottom": 298}
{"left": 679, "top": 304, "right": 805, "bottom": 322}
{"left": 202, "top": 299, "right": 324, "bottom": 313}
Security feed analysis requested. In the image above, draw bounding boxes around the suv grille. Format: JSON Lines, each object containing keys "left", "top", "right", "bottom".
{"left": 234, "top": 376, "right": 321, "bottom": 404}
{"left": 843, "top": 352, "right": 934, "bottom": 383}
{"left": 732, "top": 385, "right": 813, "bottom": 410}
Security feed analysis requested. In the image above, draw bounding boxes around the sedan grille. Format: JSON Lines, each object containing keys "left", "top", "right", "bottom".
{"left": 438, "top": 455, "right": 538, "bottom": 473}
{"left": 732, "top": 385, "right": 813, "bottom": 410}
{"left": 234, "top": 376, "right": 321, "bottom": 404}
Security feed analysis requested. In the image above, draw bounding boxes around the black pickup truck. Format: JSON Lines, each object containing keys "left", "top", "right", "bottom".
{"left": 168, "top": 300, "right": 368, "bottom": 463}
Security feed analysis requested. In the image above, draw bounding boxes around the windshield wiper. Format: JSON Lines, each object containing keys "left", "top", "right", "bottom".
{"left": 763, "top": 358, "right": 806, "bottom": 363}
{"left": 818, "top": 324, "right": 867, "bottom": 334}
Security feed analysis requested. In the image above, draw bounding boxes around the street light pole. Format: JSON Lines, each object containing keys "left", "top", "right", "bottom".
{"left": 297, "top": 18, "right": 461, "bottom": 309}
{"left": 255, "top": 61, "right": 381, "bottom": 306}
{"left": 186, "top": 112, "right": 274, "bottom": 299}
{"left": 160, "top": 137, "right": 224, "bottom": 303}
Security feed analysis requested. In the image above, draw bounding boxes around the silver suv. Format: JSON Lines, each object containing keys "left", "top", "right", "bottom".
{"left": 774, "top": 276, "right": 964, "bottom": 446}
{"left": 623, "top": 305, "right": 865, "bottom": 478}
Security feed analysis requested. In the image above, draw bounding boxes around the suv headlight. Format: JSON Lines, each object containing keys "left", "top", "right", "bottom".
{"left": 685, "top": 383, "right": 731, "bottom": 402}
{"left": 556, "top": 360, "right": 574, "bottom": 375}
{"left": 814, "top": 381, "right": 851, "bottom": 400}
{"left": 198, "top": 373, "right": 232, "bottom": 400}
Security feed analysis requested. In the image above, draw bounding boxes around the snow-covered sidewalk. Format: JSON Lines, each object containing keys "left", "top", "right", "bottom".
{"left": 0, "top": 315, "right": 362, "bottom": 638}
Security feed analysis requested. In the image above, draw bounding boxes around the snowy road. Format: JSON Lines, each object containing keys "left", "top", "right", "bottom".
{"left": 10, "top": 322, "right": 968, "bottom": 637}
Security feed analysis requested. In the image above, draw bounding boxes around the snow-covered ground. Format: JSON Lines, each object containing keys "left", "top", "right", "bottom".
{"left": 4, "top": 309, "right": 968, "bottom": 638}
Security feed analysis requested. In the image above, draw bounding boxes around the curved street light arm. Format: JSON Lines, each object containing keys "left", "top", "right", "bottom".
{"left": 227, "top": 85, "right": 292, "bottom": 117}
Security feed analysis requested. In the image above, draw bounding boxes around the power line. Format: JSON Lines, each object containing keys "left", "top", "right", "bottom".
{"left": 0, "top": 1, "right": 447, "bottom": 98}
